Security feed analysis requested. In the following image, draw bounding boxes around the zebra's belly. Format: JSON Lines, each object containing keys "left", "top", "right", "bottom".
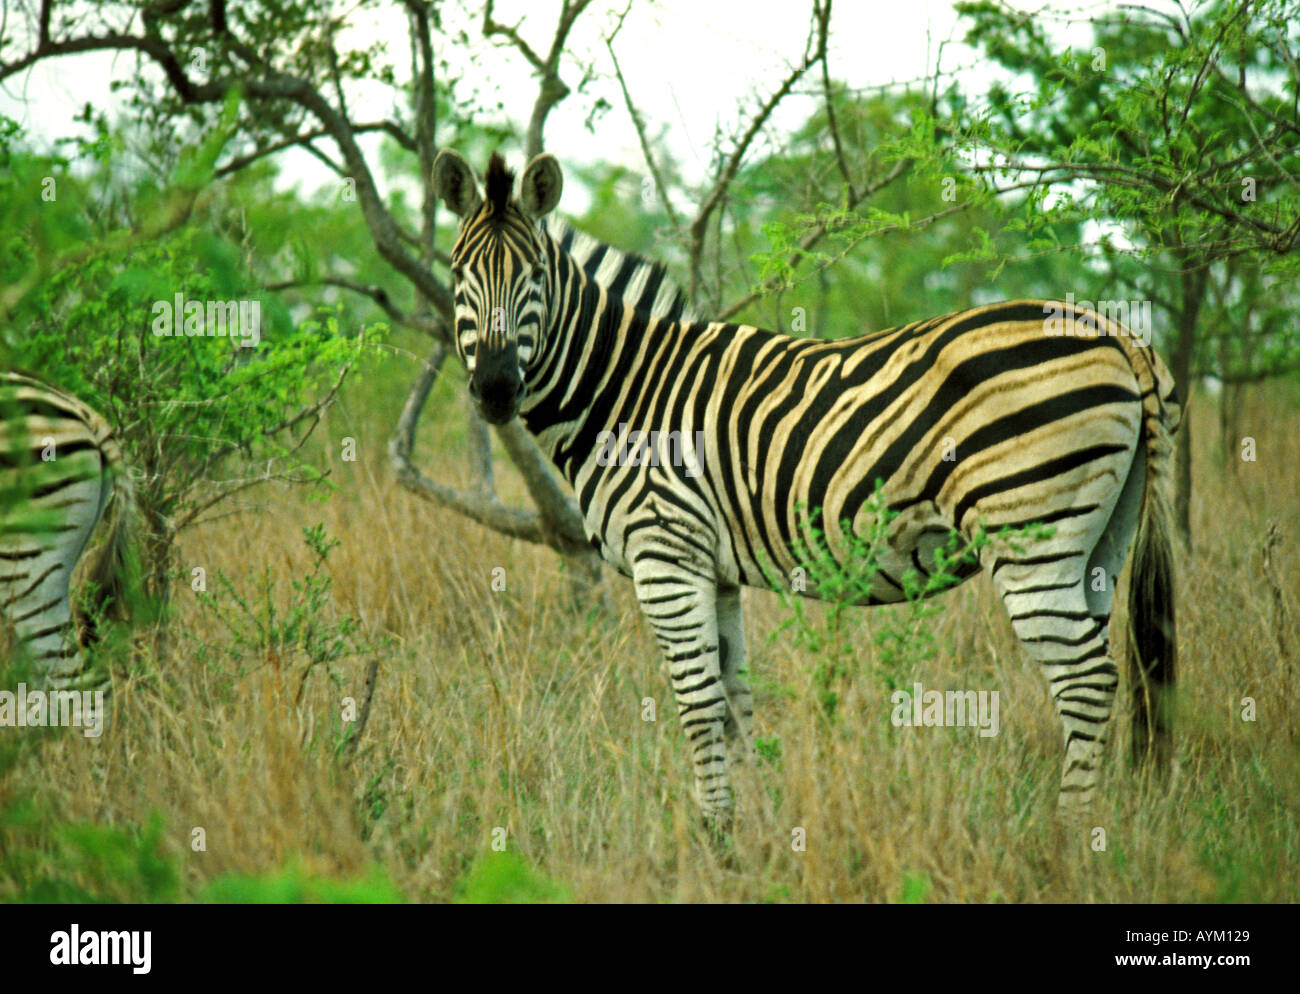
{"left": 736, "top": 498, "right": 979, "bottom": 604}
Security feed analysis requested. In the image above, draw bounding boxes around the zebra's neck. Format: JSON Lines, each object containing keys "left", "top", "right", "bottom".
{"left": 518, "top": 233, "right": 699, "bottom": 486}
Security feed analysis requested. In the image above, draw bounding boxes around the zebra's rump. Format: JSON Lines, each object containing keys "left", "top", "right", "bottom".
{"left": 1, "top": 370, "right": 127, "bottom": 690}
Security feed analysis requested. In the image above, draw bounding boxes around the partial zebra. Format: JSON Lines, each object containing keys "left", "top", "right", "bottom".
{"left": 1, "top": 370, "right": 135, "bottom": 692}
{"left": 432, "top": 150, "right": 1181, "bottom": 822}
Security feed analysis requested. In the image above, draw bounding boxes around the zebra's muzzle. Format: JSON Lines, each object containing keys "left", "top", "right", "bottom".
{"left": 470, "top": 354, "right": 523, "bottom": 425}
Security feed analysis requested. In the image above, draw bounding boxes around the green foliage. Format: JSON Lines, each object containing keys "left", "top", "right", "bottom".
{"left": 573, "top": 86, "right": 1088, "bottom": 338}
{"left": 896, "top": 870, "right": 932, "bottom": 904}
{"left": 189, "top": 524, "right": 389, "bottom": 713}
{"left": 754, "top": 735, "right": 783, "bottom": 766}
{"left": 453, "top": 850, "right": 570, "bottom": 905}
{"left": 200, "top": 864, "right": 403, "bottom": 904}
{"left": 2, "top": 112, "right": 381, "bottom": 607}
{"left": 0, "top": 789, "right": 402, "bottom": 904}
{"left": 956, "top": 0, "right": 1300, "bottom": 380}
{"left": 1, "top": 806, "right": 178, "bottom": 904}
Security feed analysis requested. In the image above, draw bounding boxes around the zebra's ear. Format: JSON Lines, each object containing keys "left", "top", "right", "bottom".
{"left": 433, "top": 149, "right": 483, "bottom": 218}
{"left": 520, "top": 153, "right": 563, "bottom": 218}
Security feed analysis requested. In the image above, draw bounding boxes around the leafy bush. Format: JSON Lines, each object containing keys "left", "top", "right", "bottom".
{"left": 453, "top": 851, "right": 570, "bottom": 905}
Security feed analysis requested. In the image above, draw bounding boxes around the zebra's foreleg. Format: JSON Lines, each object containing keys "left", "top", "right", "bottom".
{"left": 631, "top": 555, "right": 733, "bottom": 823}
{"left": 716, "top": 587, "right": 755, "bottom": 764}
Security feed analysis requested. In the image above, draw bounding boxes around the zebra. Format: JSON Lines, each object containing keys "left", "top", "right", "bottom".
{"left": 431, "top": 149, "right": 1180, "bottom": 822}
{"left": 1, "top": 370, "right": 136, "bottom": 694}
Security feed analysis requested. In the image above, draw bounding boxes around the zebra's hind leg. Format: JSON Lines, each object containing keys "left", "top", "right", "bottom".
{"left": 990, "top": 496, "right": 1128, "bottom": 811}
{"left": 631, "top": 555, "right": 734, "bottom": 825}
{"left": 997, "top": 570, "right": 1118, "bottom": 810}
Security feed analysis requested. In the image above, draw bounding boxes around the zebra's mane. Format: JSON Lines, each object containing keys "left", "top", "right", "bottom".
{"left": 544, "top": 218, "right": 697, "bottom": 324}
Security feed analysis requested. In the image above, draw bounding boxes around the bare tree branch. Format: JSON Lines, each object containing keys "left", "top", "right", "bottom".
{"left": 465, "top": 390, "right": 496, "bottom": 496}
{"left": 687, "top": 0, "right": 827, "bottom": 301}
{"left": 215, "top": 120, "right": 414, "bottom": 178}
{"left": 406, "top": 0, "right": 439, "bottom": 263}
{"left": 815, "top": 0, "right": 856, "bottom": 200}
{"left": 606, "top": 5, "right": 680, "bottom": 228}
{"left": 494, "top": 420, "right": 591, "bottom": 556}
{"left": 483, "top": 0, "right": 593, "bottom": 158}
{"left": 388, "top": 345, "right": 553, "bottom": 545}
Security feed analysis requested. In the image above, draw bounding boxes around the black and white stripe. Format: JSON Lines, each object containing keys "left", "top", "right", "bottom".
{"left": 434, "top": 150, "right": 1181, "bottom": 821}
{"left": 1, "top": 370, "right": 135, "bottom": 692}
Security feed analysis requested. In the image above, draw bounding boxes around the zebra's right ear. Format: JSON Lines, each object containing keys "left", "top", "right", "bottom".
{"left": 433, "top": 149, "right": 483, "bottom": 218}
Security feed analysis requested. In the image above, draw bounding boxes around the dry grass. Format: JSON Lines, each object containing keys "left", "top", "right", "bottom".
{"left": 4, "top": 369, "right": 1298, "bottom": 903}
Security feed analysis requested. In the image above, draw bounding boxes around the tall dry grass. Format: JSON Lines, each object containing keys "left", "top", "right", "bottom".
{"left": 4, "top": 366, "right": 1298, "bottom": 903}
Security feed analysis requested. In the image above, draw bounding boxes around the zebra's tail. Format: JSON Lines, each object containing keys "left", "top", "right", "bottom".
{"left": 1126, "top": 363, "right": 1180, "bottom": 770}
{"left": 80, "top": 454, "right": 140, "bottom": 648}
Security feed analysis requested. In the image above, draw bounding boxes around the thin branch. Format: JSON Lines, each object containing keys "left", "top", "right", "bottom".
{"left": 341, "top": 658, "right": 380, "bottom": 763}
{"left": 265, "top": 276, "right": 446, "bottom": 340}
{"left": 406, "top": 0, "right": 439, "bottom": 265}
{"left": 215, "top": 120, "right": 414, "bottom": 178}
{"left": 482, "top": 0, "right": 547, "bottom": 72}
{"left": 815, "top": 0, "right": 856, "bottom": 200}
{"left": 971, "top": 159, "right": 1299, "bottom": 248}
{"left": 466, "top": 390, "right": 496, "bottom": 496}
{"left": 178, "top": 333, "right": 363, "bottom": 515}
{"left": 494, "top": 420, "right": 591, "bottom": 556}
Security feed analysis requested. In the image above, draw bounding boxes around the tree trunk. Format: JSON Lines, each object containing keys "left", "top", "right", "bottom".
{"left": 1172, "top": 261, "right": 1208, "bottom": 546}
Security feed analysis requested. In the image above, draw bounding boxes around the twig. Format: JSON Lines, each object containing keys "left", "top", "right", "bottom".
{"left": 815, "top": 0, "right": 855, "bottom": 200}
{"left": 266, "top": 275, "right": 446, "bottom": 339}
{"left": 342, "top": 659, "right": 380, "bottom": 762}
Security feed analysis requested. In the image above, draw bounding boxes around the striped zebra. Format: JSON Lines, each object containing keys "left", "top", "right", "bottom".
{"left": 1, "top": 370, "right": 136, "bottom": 693}
{"left": 432, "top": 149, "right": 1180, "bottom": 821}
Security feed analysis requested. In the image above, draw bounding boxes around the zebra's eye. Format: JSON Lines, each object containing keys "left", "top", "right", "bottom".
{"left": 451, "top": 263, "right": 465, "bottom": 281}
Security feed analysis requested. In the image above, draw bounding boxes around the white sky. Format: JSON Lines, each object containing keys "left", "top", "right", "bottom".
{"left": 0, "top": 0, "right": 1138, "bottom": 208}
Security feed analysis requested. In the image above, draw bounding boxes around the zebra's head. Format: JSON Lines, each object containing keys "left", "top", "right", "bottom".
{"left": 432, "top": 149, "right": 563, "bottom": 425}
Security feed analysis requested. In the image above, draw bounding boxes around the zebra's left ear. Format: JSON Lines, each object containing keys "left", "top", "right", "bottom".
{"left": 520, "top": 154, "right": 563, "bottom": 218}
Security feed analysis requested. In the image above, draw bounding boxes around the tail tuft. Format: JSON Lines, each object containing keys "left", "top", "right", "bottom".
{"left": 79, "top": 465, "right": 139, "bottom": 648}
{"left": 1127, "top": 413, "right": 1178, "bottom": 769}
